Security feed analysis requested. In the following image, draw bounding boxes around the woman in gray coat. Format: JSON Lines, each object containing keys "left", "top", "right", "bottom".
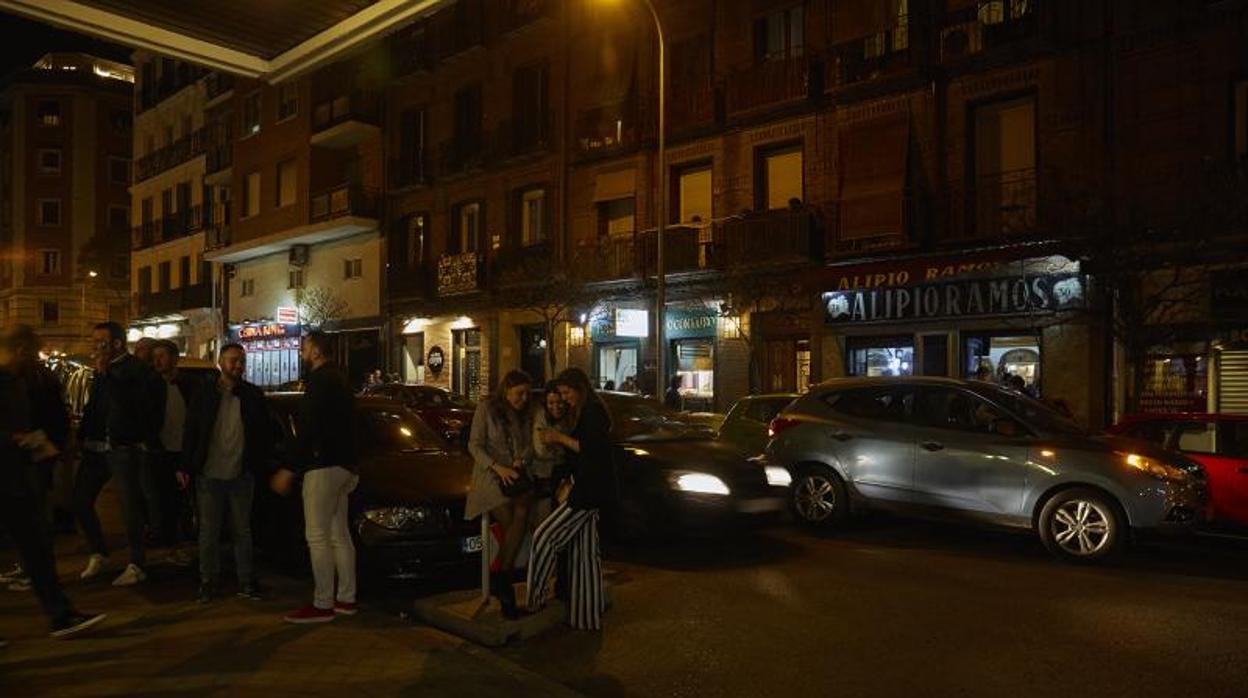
{"left": 465, "top": 370, "right": 533, "bottom": 618}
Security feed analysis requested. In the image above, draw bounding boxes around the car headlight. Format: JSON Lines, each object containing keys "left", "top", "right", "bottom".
{"left": 764, "top": 466, "right": 792, "bottom": 487}
{"left": 363, "top": 506, "right": 433, "bottom": 531}
{"left": 668, "top": 471, "right": 730, "bottom": 496}
{"left": 1122, "top": 453, "right": 1189, "bottom": 484}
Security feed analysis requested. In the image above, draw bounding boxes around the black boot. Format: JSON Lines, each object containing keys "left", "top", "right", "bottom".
{"left": 491, "top": 571, "right": 521, "bottom": 620}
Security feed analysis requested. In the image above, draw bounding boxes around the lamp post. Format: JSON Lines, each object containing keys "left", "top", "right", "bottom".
{"left": 82, "top": 269, "right": 98, "bottom": 317}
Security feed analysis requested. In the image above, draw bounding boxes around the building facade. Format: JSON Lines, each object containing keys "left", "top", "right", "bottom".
{"left": 0, "top": 52, "right": 133, "bottom": 356}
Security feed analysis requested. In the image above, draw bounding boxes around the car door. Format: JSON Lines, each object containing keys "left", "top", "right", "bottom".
{"left": 910, "top": 386, "right": 1031, "bottom": 519}
{"left": 823, "top": 386, "right": 918, "bottom": 503}
{"left": 1216, "top": 420, "right": 1248, "bottom": 525}
{"left": 1170, "top": 419, "right": 1246, "bottom": 526}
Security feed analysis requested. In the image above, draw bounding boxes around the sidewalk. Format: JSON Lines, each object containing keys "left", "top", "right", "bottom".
{"left": 0, "top": 487, "right": 582, "bottom": 698}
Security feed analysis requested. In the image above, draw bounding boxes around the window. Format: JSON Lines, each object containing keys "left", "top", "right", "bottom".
{"left": 758, "top": 143, "right": 803, "bottom": 210}
{"left": 288, "top": 268, "right": 304, "bottom": 289}
{"left": 398, "top": 108, "right": 427, "bottom": 184}
{"left": 915, "top": 388, "right": 1011, "bottom": 434}
{"left": 343, "top": 258, "right": 363, "bottom": 280}
{"left": 108, "top": 157, "right": 130, "bottom": 185}
{"left": 108, "top": 206, "right": 129, "bottom": 233}
{"left": 519, "top": 188, "right": 546, "bottom": 246}
{"left": 278, "top": 83, "right": 298, "bottom": 121}
{"left": 361, "top": 409, "right": 445, "bottom": 455}
{"left": 38, "top": 249, "right": 61, "bottom": 275}
{"left": 242, "top": 91, "right": 261, "bottom": 136}
{"left": 38, "top": 200, "right": 61, "bottom": 226}
{"left": 826, "top": 387, "right": 914, "bottom": 422}
{"left": 453, "top": 201, "right": 482, "bottom": 253}
{"left": 138, "top": 266, "right": 152, "bottom": 294}
{"left": 158, "top": 261, "right": 171, "bottom": 291}
{"left": 240, "top": 278, "right": 255, "bottom": 297}
{"left": 846, "top": 336, "right": 914, "bottom": 377}
{"left": 41, "top": 301, "right": 59, "bottom": 325}
{"left": 179, "top": 256, "right": 191, "bottom": 287}
{"left": 110, "top": 109, "right": 131, "bottom": 136}
{"left": 1219, "top": 420, "right": 1248, "bottom": 459}
{"left": 276, "top": 159, "right": 296, "bottom": 208}
{"left": 243, "top": 171, "right": 261, "bottom": 218}
{"left": 741, "top": 397, "right": 791, "bottom": 425}
{"left": 963, "top": 333, "right": 1041, "bottom": 395}
{"left": 599, "top": 198, "right": 636, "bottom": 238}
{"left": 453, "top": 84, "right": 483, "bottom": 153}
{"left": 674, "top": 164, "right": 712, "bottom": 224}
{"left": 406, "top": 214, "right": 427, "bottom": 268}
{"left": 973, "top": 95, "right": 1037, "bottom": 236}
{"left": 1173, "top": 421, "right": 1217, "bottom": 455}
{"left": 754, "top": 5, "right": 804, "bottom": 63}
{"left": 37, "top": 149, "right": 61, "bottom": 174}
{"left": 111, "top": 254, "right": 128, "bottom": 279}
{"left": 512, "top": 63, "right": 549, "bottom": 150}
{"left": 36, "top": 100, "right": 60, "bottom": 127}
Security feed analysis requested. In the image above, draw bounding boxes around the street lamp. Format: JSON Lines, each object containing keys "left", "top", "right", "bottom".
{"left": 599, "top": 0, "right": 667, "bottom": 402}
{"left": 82, "top": 270, "right": 98, "bottom": 316}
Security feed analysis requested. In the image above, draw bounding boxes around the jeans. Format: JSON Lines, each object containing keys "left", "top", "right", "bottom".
{"left": 107, "top": 446, "right": 148, "bottom": 567}
{"left": 196, "top": 473, "right": 255, "bottom": 586}
{"left": 303, "top": 467, "right": 358, "bottom": 610}
{"left": 73, "top": 451, "right": 111, "bottom": 557}
{"left": 0, "top": 490, "right": 74, "bottom": 627}
{"left": 144, "top": 451, "right": 182, "bottom": 546}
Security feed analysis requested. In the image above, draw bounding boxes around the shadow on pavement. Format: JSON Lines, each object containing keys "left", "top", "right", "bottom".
{"left": 603, "top": 526, "right": 805, "bottom": 571}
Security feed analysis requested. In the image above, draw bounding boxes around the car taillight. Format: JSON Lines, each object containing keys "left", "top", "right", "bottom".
{"left": 768, "top": 416, "right": 801, "bottom": 438}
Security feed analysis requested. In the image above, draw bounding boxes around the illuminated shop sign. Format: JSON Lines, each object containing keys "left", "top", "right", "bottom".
{"left": 823, "top": 273, "right": 1086, "bottom": 325}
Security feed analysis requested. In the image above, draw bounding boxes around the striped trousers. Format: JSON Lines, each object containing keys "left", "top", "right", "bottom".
{"left": 526, "top": 501, "right": 604, "bottom": 631}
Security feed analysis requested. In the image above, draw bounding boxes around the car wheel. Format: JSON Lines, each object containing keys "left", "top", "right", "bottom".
{"left": 791, "top": 466, "right": 848, "bottom": 529}
{"left": 1038, "top": 488, "right": 1124, "bottom": 563}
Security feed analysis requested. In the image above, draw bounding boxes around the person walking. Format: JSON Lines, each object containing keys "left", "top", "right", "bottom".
{"left": 465, "top": 370, "right": 534, "bottom": 619}
{"left": 90, "top": 322, "right": 164, "bottom": 587}
{"left": 149, "top": 340, "right": 196, "bottom": 563}
{"left": 271, "top": 331, "right": 358, "bottom": 624}
{"left": 530, "top": 367, "right": 611, "bottom": 630}
{"left": 181, "top": 343, "right": 270, "bottom": 603}
{"left": 73, "top": 352, "right": 113, "bottom": 580}
{"left": 0, "top": 330, "right": 106, "bottom": 642}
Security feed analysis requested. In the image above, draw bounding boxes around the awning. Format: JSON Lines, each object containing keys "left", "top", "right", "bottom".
{"left": 837, "top": 113, "right": 910, "bottom": 239}
{"left": 831, "top": 0, "right": 905, "bottom": 45}
{"left": 593, "top": 168, "right": 637, "bottom": 202}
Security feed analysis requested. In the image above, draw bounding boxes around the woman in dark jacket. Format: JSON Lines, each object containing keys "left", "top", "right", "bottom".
{"left": 528, "top": 367, "right": 611, "bottom": 630}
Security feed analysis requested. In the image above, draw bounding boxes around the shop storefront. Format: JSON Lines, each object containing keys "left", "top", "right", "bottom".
{"left": 589, "top": 303, "right": 723, "bottom": 410}
{"left": 590, "top": 307, "right": 647, "bottom": 391}
{"left": 395, "top": 315, "right": 489, "bottom": 401}
{"left": 666, "top": 308, "right": 719, "bottom": 412}
{"left": 229, "top": 322, "right": 302, "bottom": 388}
{"left": 127, "top": 307, "right": 219, "bottom": 360}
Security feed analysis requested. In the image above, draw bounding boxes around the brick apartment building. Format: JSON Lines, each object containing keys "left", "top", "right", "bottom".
{"left": 0, "top": 52, "right": 133, "bottom": 356}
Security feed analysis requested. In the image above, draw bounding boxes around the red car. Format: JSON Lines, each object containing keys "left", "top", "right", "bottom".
{"left": 1108, "top": 413, "right": 1248, "bottom": 528}
{"left": 362, "top": 384, "right": 475, "bottom": 445}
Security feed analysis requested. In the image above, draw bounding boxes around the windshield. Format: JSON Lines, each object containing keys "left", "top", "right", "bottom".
{"left": 603, "top": 394, "right": 710, "bottom": 439}
{"left": 360, "top": 405, "right": 447, "bottom": 453}
{"left": 406, "top": 387, "right": 474, "bottom": 409}
{"left": 974, "top": 385, "right": 1086, "bottom": 437}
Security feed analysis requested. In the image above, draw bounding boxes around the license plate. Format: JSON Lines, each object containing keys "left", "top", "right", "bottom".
{"left": 461, "top": 535, "right": 483, "bottom": 554}
{"left": 737, "top": 497, "right": 784, "bottom": 514}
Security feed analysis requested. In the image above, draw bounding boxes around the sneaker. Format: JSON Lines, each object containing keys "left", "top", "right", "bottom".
{"left": 283, "top": 604, "right": 335, "bottom": 624}
{"left": 80, "top": 554, "right": 108, "bottom": 580}
{"left": 50, "top": 612, "right": 106, "bottom": 639}
{"left": 197, "top": 581, "right": 216, "bottom": 604}
{"left": 8, "top": 577, "right": 32, "bottom": 592}
{"left": 111, "top": 564, "right": 146, "bottom": 587}
{"left": 333, "top": 601, "right": 358, "bottom": 616}
{"left": 0, "top": 563, "right": 23, "bottom": 582}
{"left": 236, "top": 583, "right": 264, "bottom": 602}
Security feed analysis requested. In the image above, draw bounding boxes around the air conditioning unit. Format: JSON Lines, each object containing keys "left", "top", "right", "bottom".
{"left": 940, "top": 21, "right": 983, "bottom": 62}
{"left": 289, "top": 244, "right": 310, "bottom": 266}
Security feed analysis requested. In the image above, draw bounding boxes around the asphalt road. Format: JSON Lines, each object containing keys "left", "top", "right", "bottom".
{"left": 495, "top": 519, "right": 1248, "bottom": 698}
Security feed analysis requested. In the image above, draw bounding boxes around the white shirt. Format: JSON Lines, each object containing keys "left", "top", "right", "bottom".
{"left": 203, "top": 386, "right": 244, "bottom": 480}
{"left": 160, "top": 380, "right": 186, "bottom": 452}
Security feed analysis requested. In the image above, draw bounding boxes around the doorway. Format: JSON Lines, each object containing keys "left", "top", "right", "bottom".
{"left": 519, "top": 324, "right": 547, "bottom": 384}
{"left": 453, "top": 327, "right": 483, "bottom": 401}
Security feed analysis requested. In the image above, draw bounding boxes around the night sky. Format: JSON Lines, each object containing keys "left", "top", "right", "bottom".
{"left": 1, "top": 11, "right": 131, "bottom": 76}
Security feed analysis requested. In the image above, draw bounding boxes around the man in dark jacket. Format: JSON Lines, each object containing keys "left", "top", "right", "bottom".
{"left": 73, "top": 352, "right": 113, "bottom": 580}
{"left": 89, "top": 322, "right": 165, "bottom": 587}
{"left": 181, "top": 343, "right": 271, "bottom": 603}
{"left": 0, "top": 330, "right": 106, "bottom": 642}
{"left": 272, "top": 331, "right": 358, "bottom": 624}
{"left": 149, "top": 340, "right": 197, "bottom": 559}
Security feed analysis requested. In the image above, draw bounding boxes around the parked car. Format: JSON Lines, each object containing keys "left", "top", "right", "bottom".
{"left": 254, "top": 394, "right": 480, "bottom": 580}
{"left": 718, "top": 394, "right": 800, "bottom": 456}
{"left": 764, "top": 377, "right": 1209, "bottom": 562}
{"left": 362, "top": 383, "right": 475, "bottom": 444}
{"left": 1108, "top": 413, "right": 1248, "bottom": 528}
{"left": 598, "top": 391, "right": 790, "bottom": 539}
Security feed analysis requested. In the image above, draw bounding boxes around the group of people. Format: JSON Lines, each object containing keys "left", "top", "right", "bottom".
{"left": 466, "top": 367, "right": 611, "bottom": 630}
{"left": 1, "top": 322, "right": 368, "bottom": 647}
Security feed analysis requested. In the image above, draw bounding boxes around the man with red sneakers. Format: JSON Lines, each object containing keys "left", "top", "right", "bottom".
{"left": 271, "top": 331, "right": 359, "bottom": 623}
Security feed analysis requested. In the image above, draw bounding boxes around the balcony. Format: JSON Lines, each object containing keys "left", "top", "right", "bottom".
{"left": 438, "top": 136, "right": 485, "bottom": 175}
{"left": 134, "top": 127, "right": 207, "bottom": 182}
{"left": 946, "top": 168, "right": 1037, "bottom": 241}
{"left": 391, "top": 24, "right": 436, "bottom": 77}
{"left": 492, "top": 242, "right": 552, "bottom": 287}
{"left": 202, "top": 72, "right": 234, "bottom": 106}
{"left": 573, "top": 100, "right": 651, "bottom": 160}
{"left": 311, "top": 91, "right": 381, "bottom": 149}
{"left": 135, "top": 283, "right": 212, "bottom": 318}
{"left": 436, "top": 0, "right": 485, "bottom": 59}
{"left": 160, "top": 206, "right": 204, "bottom": 243}
{"left": 437, "top": 251, "right": 485, "bottom": 296}
{"left": 668, "top": 82, "right": 719, "bottom": 135}
{"left": 389, "top": 154, "right": 430, "bottom": 190}
{"left": 940, "top": 0, "right": 1039, "bottom": 63}
{"left": 639, "top": 226, "right": 706, "bottom": 276}
{"left": 131, "top": 221, "right": 156, "bottom": 250}
{"left": 498, "top": 0, "right": 552, "bottom": 34}
{"left": 826, "top": 198, "right": 916, "bottom": 258}
{"left": 714, "top": 210, "right": 820, "bottom": 267}
{"left": 723, "top": 56, "right": 818, "bottom": 116}
{"left": 576, "top": 237, "right": 639, "bottom": 282}
{"left": 309, "top": 184, "right": 381, "bottom": 224}
{"left": 494, "top": 112, "right": 553, "bottom": 160}
{"left": 826, "top": 21, "right": 917, "bottom": 91}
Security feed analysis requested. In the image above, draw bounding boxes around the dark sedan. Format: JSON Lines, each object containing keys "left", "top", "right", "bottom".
{"left": 599, "top": 392, "right": 790, "bottom": 539}
{"left": 362, "top": 383, "right": 475, "bottom": 444}
{"left": 255, "top": 394, "right": 480, "bottom": 580}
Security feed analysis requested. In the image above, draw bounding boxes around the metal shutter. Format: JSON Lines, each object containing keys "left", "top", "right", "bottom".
{"left": 1218, "top": 350, "right": 1248, "bottom": 415}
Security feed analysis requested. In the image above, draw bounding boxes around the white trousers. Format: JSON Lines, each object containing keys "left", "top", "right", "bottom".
{"left": 303, "top": 466, "right": 359, "bottom": 609}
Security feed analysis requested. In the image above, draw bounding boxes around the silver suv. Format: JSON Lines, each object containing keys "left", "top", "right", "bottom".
{"left": 765, "top": 377, "right": 1208, "bottom": 562}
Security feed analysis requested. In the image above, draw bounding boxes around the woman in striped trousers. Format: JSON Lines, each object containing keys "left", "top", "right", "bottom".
{"left": 531, "top": 368, "right": 612, "bottom": 630}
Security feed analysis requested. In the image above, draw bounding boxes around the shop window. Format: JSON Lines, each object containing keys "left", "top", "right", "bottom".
{"left": 757, "top": 143, "right": 803, "bottom": 211}
{"left": 276, "top": 159, "right": 297, "bottom": 208}
{"left": 963, "top": 333, "right": 1040, "bottom": 394}
{"left": 598, "top": 343, "right": 639, "bottom": 392}
{"left": 754, "top": 5, "right": 804, "bottom": 63}
{"left": 972, "top": 95, "right": 1036, "bottom": 236}
{"left": 674, "top": 339, "right": 714, "bottom": 411}
{"left": 242, "top": 91, "right": 261, "bottom": 136}
{"left": 673, "top": 163, "right": 712, "bottom": 224}
{"left": 38, "top": 149, "right": 61, "bottom": 174}
{"left": 278, "top": 83, "right": 298, "bottom": 122}
{"left": 846, "top": 336, "right": 914, "bottom": 377}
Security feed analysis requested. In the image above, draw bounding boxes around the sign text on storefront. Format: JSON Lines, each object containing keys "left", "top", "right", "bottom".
{"left": 823, "top": 273, "right": 1086, "bottom": 324}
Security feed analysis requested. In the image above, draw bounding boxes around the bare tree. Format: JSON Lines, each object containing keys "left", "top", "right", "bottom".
{"left": 296, "top": 285, "right": 350, "bottom": 327}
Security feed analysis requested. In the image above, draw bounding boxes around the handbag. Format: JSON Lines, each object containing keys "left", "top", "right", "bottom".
{"left": 496, "top": 413, "right": 533, "bottom": 498}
